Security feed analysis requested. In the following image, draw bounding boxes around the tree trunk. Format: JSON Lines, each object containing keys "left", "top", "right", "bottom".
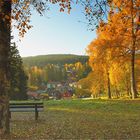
{"left": 115, "top": 86, "right": 120, "bottom": 98}
{"left": 0, "top": 0, "right": 11, "bottom": 136}
{"left": 130, "top": 0, "right": 138, "bottom": 99}
{"left": 125, "top": 76, "right": 131, "bottom": 97}
{"left": 107, "top": 72, "right": 111, "bottom": 99}
{"left": 131, "top": 46, "right": 138, "bottom": 99}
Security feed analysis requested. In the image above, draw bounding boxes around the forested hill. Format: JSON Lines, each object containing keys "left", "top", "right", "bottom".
{"left": 23, "top": 54, "right": 89, "bottom": 67}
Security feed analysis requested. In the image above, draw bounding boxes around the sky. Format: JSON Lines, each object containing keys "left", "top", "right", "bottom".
{"left": 13, "top": 3, "right": 96, "bottom": 57}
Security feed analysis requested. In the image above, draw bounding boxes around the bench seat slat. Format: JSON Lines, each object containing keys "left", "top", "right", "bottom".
{"left": 10, "top": 103, "right": 43, "bottom": 106}
{"left": 10, "top": 108, "right": 43, "bottom": 112}
{"left": 9, "top": 102, "right": 44, "bottom": 112}
{"left": 10, "top": 105, "right": 43, "bottom": 108}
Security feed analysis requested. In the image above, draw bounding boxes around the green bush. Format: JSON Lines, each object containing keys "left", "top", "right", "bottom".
{"left": 74, "top": 88, "right": 91, "bottom": 98}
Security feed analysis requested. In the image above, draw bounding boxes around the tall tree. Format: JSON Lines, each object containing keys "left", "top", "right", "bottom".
{"left": 9, "top": 42, "right": 28, "bottom": 100}
{"left": 0, "top": 0, "right": 11, "bottom": 135}
{"left": 0, "top": 0, "right": 53, "bottom": 134}
{"left": 87, "top": 39, "right": 113, "bottom": 99}
{"left": 84, "top": 0, "right": 140, "bottom": 99}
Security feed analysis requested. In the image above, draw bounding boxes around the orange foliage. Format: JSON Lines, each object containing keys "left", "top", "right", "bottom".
{"left": 87, "top": 0, "right": 140, "bottom": 98}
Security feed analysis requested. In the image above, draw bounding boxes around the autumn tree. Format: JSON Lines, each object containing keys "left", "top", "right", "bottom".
{"left": 87, "top": 35, "right": 112, "bottom": 99}
{"left": 108, "top": 0, "right": 140, "bottom": 99}
{"left": 0, "top": 0, "right": 11, "bottom": 135}
{"left": 84, "top": 0, "right": 140, "bottom": 99}
{"left": 109, "top": 62, "right": 131, "bottom": 98}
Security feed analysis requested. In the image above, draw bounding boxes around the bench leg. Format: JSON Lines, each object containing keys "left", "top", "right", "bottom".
{"left": 35, "top": 111, "right": 38, "bottom": 120}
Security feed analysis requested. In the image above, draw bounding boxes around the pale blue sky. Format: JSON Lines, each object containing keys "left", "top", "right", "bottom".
{"left": 13, "top": 4, "right": 96, "bottom": 57}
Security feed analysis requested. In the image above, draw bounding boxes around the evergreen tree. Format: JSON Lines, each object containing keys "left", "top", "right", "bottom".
{"left": 9, "top": 42, "right": 28, "bottom": 100}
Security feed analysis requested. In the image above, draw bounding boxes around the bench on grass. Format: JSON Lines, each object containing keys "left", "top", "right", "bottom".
{"left": 9, "top": 102, "right": 44, "bottom": 120}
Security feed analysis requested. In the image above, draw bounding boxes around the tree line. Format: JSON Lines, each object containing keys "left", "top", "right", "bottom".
{"left": 23, "top": 54, "right": 89, "bottom": 67}
{"left": 78, "top": 58, "right": 140, "bottom": 99}
{"left": 82, "top": 0, "right": 140, "bottom": 99}
{"left": 25, "top": 61, "right": 91, "bottom": 90}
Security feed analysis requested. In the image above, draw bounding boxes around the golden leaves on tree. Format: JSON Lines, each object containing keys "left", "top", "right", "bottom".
{"left": 86, "top": 0, "right": 140, "bottom": 98}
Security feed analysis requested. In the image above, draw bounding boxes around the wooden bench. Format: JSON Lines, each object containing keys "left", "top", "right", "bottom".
{"left": 9, "top": 102, "right": 44, "bottom": 120}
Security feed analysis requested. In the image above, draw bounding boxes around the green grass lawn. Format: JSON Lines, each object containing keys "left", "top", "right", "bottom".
{"left": 8, "top": 99, "right": 140, "bottom": 140}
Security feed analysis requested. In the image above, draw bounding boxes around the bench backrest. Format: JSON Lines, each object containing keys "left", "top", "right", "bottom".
{"left": 9, "top": 102, "right": 44, "bottom": 112}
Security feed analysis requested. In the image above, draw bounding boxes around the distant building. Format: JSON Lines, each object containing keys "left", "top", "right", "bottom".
{"left": 27, "top": 91, "right": 39, "bottom": 100}
{"left": 47, "top": 82, "right": 62, "bottom": 89}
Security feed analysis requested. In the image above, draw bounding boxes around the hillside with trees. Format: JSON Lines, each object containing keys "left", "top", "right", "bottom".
{"left": 23, "top": 54, "right": 91, "bottom": 89}
{"left": 23, "top": 54, "right": 89, "bottom": 67}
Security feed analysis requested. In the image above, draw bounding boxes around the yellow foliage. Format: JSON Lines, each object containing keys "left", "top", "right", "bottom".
{"left": 86, "top": 0, "right": 140, "bottom": 98}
